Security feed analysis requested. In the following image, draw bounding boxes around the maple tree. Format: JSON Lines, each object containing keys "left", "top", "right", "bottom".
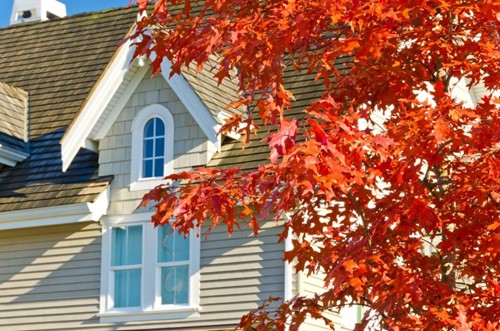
{"left": 131, "top": 0, "right": 499, "bottom": 330}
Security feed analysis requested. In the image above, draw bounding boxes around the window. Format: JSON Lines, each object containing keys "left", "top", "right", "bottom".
{"left": 143, "top": 118, "right": 165, "bottom": 178}
{"left": 130, "top": 104, "right": 174, "bottom": 191}
{"left": 100, "top": 213, "right": 200, "bottom": 322}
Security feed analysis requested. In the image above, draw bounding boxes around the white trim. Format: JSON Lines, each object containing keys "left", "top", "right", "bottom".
{"left": 61, "top": 48, "right": 223, "bottom": 172}
{"left": 0, "top": 187, "right": 109, "bottom": 230}
{"left": 61, "top": 39, "right": 135, "bottom": 172}
{"left": 284, "top": 232, "right": 293, "bottom": 302}
{"left": 129, "top": 104, "right": 175, "bottom": 192}
{"left": 98, "top": 307, "right": 200, "bottom": 323}
{"left": 99, "top": 212, "right": 201, "bottom": 323}
{"left": 0, "top": 144, "right": 29, "bottom": 167}
{"left": 94, "top": 64, "right": 150, "bottom": 140}
{"left": 159, "top": 60, "right": 219, "bottom": 146}
{"left": 283, "top": 218, "right": 293, "bottom": 331}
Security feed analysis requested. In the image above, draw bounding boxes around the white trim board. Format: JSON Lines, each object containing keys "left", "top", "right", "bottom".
{"left": 61, "top": 39, "right": 138, "bottom": 172}
{"left": 159, "top": 60, "right": 219, "bottom": 146}
{"left": 0, "top": 144, "right": 29, "bottom": 167}
{"left": 93, "top": 64, "right": 150, "bottom": 141}
{"left": 0, "top": 188, "right": 109, "bottom": 230}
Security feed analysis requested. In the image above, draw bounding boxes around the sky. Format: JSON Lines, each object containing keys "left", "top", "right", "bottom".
{"left": 0, "top": 0, "right": 132, "bottom": 28}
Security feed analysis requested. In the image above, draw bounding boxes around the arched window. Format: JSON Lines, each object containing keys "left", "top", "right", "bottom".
{"left": 142, "top": 117, "right": 165, "bottom": 178}
{"left": 130, "top": 104, "right": 174, "bottom": 191}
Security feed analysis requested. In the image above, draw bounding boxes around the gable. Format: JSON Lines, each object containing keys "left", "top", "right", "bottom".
{"left": 98, "top": 70, "right": 212, "bottom": 214}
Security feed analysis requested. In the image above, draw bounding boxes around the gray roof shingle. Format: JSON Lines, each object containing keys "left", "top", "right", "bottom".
{"left": 0, "top": 7, "right": 138, "bottom": 212}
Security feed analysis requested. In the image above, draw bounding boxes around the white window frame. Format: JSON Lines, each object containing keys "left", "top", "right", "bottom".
{"left": 130, "top": 104, "right": 174, "bottom": 191}
{"left": 99, "top": 213, "right": 200, "bottom": 323}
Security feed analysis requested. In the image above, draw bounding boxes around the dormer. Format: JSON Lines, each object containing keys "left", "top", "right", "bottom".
{"left": 10, "top": 0, "right": 66, "bottom": 25}
{"left": 0, "top": 82, "right": 29, "bottom": 167}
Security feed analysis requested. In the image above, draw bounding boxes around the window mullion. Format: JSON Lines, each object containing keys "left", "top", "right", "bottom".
{"left": 111, "top": 264, "right": 142, "bottom": 271}
{"left": 157, "top": 261, "right": 190, "bottom": 268}
{"left": 143, "top": 223, "right": 156, "bottom": 311}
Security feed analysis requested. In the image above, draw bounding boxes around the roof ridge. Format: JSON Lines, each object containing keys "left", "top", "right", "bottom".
{"left": 0, "top": 5, "right": 138, "bottom": 32}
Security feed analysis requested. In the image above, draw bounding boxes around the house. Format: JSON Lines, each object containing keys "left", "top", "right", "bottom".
{"left": 0, "top": 1, "right": 363, "bottom": 330}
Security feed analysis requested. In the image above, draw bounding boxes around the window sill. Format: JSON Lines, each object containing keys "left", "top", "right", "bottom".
{"left": 98, "top": 306, "right": 200, "bottom": 323}
{"left": 129, "top": 178, "right": 164, "bottom": 192}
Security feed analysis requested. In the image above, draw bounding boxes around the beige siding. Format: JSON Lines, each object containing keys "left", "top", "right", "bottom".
{"left": 298, "top": 271, "right": 344, "bottom": 331}
{"left": 0, "top": 223, "right": 103, "bottom": 330}
{"left": 0, "top": 221, "right": 284, "bottom": 330}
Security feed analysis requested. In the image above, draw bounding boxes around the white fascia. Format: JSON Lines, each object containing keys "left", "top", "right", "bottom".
{"left": 0, "top": 144, "right": 29, "bottom": 167}
{"left": 159, "top": 59, "right": 219, "bottom": 152}
{"left": 93, "top": 63, "right": 150, "bottom": 141}
{"left": 283, "top": 214, "right": 293, "bottom": 302}
{"left": 0, "top": 187, "right": 109, "bottom": 230}
{"left": 61, "top": 38, "right": 136, "bottom": 172}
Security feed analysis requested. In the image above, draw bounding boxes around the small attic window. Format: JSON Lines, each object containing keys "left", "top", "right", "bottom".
{"left": 130, "top": 104, "right": 174, "bottom": 191}
{"left": 142, "top": 118, "right": 166, "bottom": 178}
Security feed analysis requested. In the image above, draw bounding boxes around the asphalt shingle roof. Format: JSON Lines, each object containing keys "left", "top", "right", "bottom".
{"left": 0, "top": 7, "right": 138, "bottom": 212}
{"left": 208, "top": 56, "right": 353, "bottom": 170}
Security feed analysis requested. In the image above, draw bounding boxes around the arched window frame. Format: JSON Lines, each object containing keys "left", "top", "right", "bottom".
{"left": 130, "top": 104, "right": 174, "bottom": 191}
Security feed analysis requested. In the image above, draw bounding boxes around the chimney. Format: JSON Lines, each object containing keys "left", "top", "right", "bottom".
{"left": 10, "top": 0, "right": 66, "bottom": 25}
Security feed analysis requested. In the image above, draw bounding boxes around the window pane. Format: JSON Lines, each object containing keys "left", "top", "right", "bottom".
{"left": 155, "top": 138, "right": 165, "bottom": 157}
{"left": 144, "top": 119, "right": 155, "bottom": 137}
{"left": 158, "top": 226, "right": 189, "bottom": 263}
{"left": 144, "top": 139, "right": 154, "bottom": 158}
{"left": 143, "top": 159, "right": 153, "bottom": 178}
{"left": 114, "top": 269, "right": 141, "bottom": 308}
{"left": 156, "top": 118, "right": 165, "bottom": 136}
{"left": 154, "top": 157, "right": 164, "bottom": 177}
{"left": 112, "top": 225, "right": 143, "bottom": 266}
{"left": 161, "top": 266, "right": 189, "bottom": 305}
{"left": 127, "top": 226, "right": 143, "bottom": 265}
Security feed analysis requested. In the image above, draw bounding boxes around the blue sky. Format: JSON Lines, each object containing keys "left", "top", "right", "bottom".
{"left": 0, "top": 0, "right": 132, "bottom": 27}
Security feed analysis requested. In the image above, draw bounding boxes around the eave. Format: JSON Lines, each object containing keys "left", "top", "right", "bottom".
{"left": 0, "top": 144, "right": 29, "bottom": 167}
{"left": 0, "top": 187, "right": 109, "bottom": 230}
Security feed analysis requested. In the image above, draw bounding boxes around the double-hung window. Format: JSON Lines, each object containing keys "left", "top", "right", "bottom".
{"left": 100, "top": 214, "right": 200, "bottom": 322}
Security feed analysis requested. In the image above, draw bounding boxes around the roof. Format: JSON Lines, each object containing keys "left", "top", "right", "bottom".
{"left": 208, "top": 56, "right": 353, "bottom": 170}
{"left": 0, "top": 7, "right": 138, "bottom": 212}
{"left": 0, "top": 81, "right": 28, "bottom": 152}
{"left": 183, "top": 54, "right": 246, "bottom": 119}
